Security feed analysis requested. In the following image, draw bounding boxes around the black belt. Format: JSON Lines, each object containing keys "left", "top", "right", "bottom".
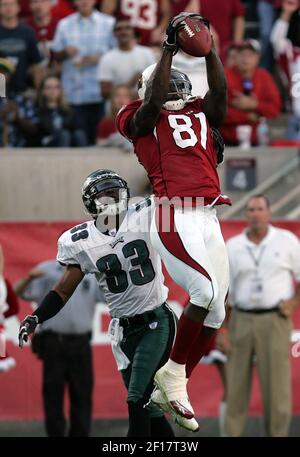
{"left": 236, "top": 305, "right": 279, "bottom": 314}
{"left": 119, "top": 304, "right": 165, "bottom": 328}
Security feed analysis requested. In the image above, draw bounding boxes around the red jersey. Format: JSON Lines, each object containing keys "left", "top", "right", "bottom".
{"left": 200, "top": 0, "right": 245, "bottom": 62}
{"left": 27, "top": 17, "right": 58, "bottom": 42}
{"left": 116, "top": 98, "right": 231, "bottom": 204}
{"left": 115, "top": 0, "right": 161, "bottom": 46}
{"left": 96, "top": 116, "right": 117, "bottom": 139}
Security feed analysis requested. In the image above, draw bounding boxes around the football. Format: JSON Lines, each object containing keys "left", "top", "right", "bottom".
{"left": 177, "top": 16, "right": 212, "bottom": 57}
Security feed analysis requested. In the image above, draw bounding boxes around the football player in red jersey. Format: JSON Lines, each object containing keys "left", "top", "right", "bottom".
{"left": 116, "top": 13, "right": 230, "bottom": 425}
{"left": 101, "top": 0, "right": 170, "bottom": 46}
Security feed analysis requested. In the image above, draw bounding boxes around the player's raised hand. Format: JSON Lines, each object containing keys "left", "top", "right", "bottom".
{"left": 18, "top": 315, "right": 39, "bottom": 348}
{"left": 164, "top": 13, "right": 191, "bottom": 54}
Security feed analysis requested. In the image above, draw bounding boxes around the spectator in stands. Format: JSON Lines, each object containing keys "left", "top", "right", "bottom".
{"left": 27, "top": 0, "right": 59, "bottom": 66}
{"left": 225, "top": 42, "right": 240, "bottom": 68}
{"left": 14, "top": 257, "right": 103, "bottom": 437}
{"left": 220, "top": 40, "right": 281, "bottom": 146}
{"left": 176, "top": 0, "right": 245, "bottom": 62}
{"left": 50, "top": 0, "right": 74, "bottom": 20}
{"left": 35, "top": 75, "right": 88, "bottom": 146}
{"left": 0, "top": 0, "right": 44, "bottom": 92}
{"left": 257, "top": 0, "right": 281, "bottom": 71}
{"left": 51, "top": 0, "right": 115, "bottom": 144}
{"left": 271, "top": 0, "right": 300, "bottom": 140}
{"left": 0, "top": 244, "right": 19, "bottom": 372}
{"left": 96, "top": 84, "right": 132, "bottom": 151}
{"left": 220, "top": 195, "right": 300, "bottom": 437}
{"left": 19, "top": 0, "right": 74, "bottom": 21}
{"left": 101, "top": 0, "right": 170, "bottom": 47}
{"left": 0, "top": 58, "right": 38, "bottom": 146}
{"left": 98, "top": 19, "right": 156, "bottom": 100}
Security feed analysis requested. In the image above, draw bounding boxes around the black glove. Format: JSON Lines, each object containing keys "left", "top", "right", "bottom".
{"left": 211, "top": 127, "right": 225, "bottom": 166}
{"left": 163, "top": 13, "right": 190, "bottom": 54}
{"left": 164, "top": 14, "right": 211, "bottom": 55}
{"left": 18, "top": 315, "right": 39, "bottom": 348}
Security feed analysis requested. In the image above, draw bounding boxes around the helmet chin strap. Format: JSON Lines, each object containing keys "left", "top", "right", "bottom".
{"left": 163, "top": 98, "right": 186, "bottom": 111}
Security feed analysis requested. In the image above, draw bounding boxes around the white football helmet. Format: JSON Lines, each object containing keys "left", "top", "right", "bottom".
{"left": 138, "top": 63, "right": 193, "bottom": 111}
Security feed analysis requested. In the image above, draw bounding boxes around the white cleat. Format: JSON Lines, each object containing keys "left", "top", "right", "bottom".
{"left": 151, "top": 388, "right": 199, "bottom": 432}
{"left": 154, "top": 364, "right": 194, "bottom": 419}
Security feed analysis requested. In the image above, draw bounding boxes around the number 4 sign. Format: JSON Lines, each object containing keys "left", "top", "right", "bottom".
{"left": 226, "top": 158, "right": 257, "bottom": 191}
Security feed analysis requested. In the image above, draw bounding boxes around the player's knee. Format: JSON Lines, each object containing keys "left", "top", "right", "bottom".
{"left": 190, "top": 280, "right": 219, "bottom": 310}
{"left": 204, "top": 302, "right": 226, "bottom": 329}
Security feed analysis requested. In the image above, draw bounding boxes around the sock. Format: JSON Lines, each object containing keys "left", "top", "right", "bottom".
{"left": 219, "top": 401, "right": 227, "bottom": 437}
{"left": 150, "top": 416, "right": 175, "bottom": 437}
{"left": 185, "top": 327, "right": 216, "bottom": 378}
{"left": 127, "top": 400, "right": 151, "bottom": 437}
{"left": 170, "top": 313, "right": 204, "bottom": 364}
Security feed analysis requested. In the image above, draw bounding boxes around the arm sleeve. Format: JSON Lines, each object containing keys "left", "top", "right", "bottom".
{"left": 27, "top": 28, "right": 42, "bottom": 65}
{"left": 21, "top": 267, "right": 51, "bottom": 303}
{"left": 3, "top": 279, "right": 20, "bottom": 318}
{"left": 57, "top": 237, "right": 80, "bottom": 266}
{"left": 222, "top": 106, "right": 251, "bottom": 125}
{"left": 115, "top": 100, "right": 142, "bottom": 140}
{"left": 232, "top": 0, "right": 245, "bottom": 17}
{"left": 256, "top": 71, "right": 281, "bottom": 118}
{"left": 98, "top": 53, "right": 114, "bottom": 82}
{"left": 51, "top": 20, "right": 67, "bottom": 52}
{"left": 288, "top": 234, "right": 300, "bottom": 282}
{"left": 270, "top": 19, "right": 291, "bottom": 57}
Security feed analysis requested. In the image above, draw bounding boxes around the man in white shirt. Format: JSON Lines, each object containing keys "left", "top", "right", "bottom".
{"left": 220, "top": 194, "right": 300, "bottom": 437}
{"left": 51, "top": 0, "right": 115, "bottom": 144}
{"left": 98, "top": 19, "right": 156, "bottom": 100}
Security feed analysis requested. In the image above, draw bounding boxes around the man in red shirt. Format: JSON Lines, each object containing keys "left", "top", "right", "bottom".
{"left": 170, "top": 0, "right": 245, "bottom": 61}
{"left": 220, "top": 39, "right": 281, "bottom": 146}
{"left": 199, "top": 0, "right": 245, "bottom": 61}
{"left": 101, "top": 0, "right": 171, "bottom": 46}
{"left": 27, "top": 0, "right": 59, "bottom": 65}
{"left": 117, "top": 13, "right": 230, "bottom": 424}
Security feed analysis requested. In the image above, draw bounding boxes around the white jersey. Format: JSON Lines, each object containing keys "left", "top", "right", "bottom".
{"left": 57, "top": 197, "right": 168, "bottom": 318}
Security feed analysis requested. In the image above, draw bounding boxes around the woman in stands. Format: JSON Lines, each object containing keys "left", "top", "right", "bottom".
{"left": 35, "top": 76, "right": 88, "bottom": 147}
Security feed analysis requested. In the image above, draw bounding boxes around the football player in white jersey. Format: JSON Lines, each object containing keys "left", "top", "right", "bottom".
{"left": 18, "top": 169, "right": 198, "bottom": 436}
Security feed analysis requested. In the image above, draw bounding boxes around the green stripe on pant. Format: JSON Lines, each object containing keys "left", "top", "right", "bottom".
{"left": 120, "top": 303, "right": 177, "bottom": 417}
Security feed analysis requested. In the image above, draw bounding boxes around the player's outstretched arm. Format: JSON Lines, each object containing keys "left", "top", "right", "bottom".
{"left": 202, "top": 40, "right": 228, "bottom": 128}
{"left": 128, "top": 14, "right": 187, "bottom": 137}
{"left": 18, "top": 265, "right": 84, "bottom": 347}
{"left": 128, "top": 48, "right": 173, "bottom": 137}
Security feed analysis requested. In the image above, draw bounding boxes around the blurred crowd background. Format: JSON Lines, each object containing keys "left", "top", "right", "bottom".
{"left": 1, "top": 0, "right": 300, "bottom": 149}
{"left": 1, "top": 0, "right": 300, "bottom": 439}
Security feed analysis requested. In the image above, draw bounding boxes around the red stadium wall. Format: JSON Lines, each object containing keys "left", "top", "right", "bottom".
{"left": 0, "top": 221, "right": 300, "bottom": 420}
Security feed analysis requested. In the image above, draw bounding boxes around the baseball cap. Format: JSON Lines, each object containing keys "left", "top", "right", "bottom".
{"left": 237, "top": 39, "right": 261, "bottom": 54}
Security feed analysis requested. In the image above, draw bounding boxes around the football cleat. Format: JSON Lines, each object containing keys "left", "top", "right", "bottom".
{"left": 154, "top": 365, "right": 194, "bottom": 419}
{"left": 151, "top": 388, "right": 199, "bottom": 432}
